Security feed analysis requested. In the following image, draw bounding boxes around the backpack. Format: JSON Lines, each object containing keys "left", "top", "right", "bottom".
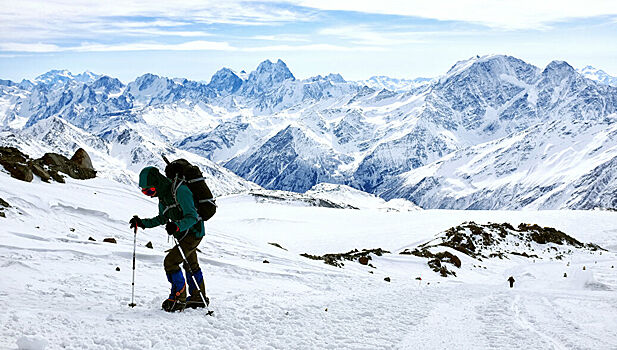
{"left": 162, "top": 156, "right": 217, "bottom": 222}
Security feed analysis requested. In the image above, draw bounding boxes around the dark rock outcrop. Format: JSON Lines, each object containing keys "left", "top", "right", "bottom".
{"left": 301, "top": 248, "right": 390, "bottom": 268}
{"left": 70, "top": 148, "right": 94, "bottom": 170}
{"left": 268, "top": 242, "right": 287, "bottom": 251}
{"left": 401, "top": 221, "right": 604, "bottom": 277}
{"left": 401, "top": 248, "right": 461, "bottom": 277}
{"left": 103, "top": 238, "right": 117, "bottom": 244}
{"left": 0, "top": 147, "right": 96, "bottom": 183}
{"left": 0, "top": 198, "right": 10, "bottom": 208}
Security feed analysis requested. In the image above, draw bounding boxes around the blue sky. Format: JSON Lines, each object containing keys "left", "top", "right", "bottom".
{"left": 1, "top": 0, "right": 616, "bottom": 82}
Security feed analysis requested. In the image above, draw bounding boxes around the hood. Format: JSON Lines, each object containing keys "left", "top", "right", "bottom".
{"left": 138, "top": 167, "right": 171, "bottom": 195}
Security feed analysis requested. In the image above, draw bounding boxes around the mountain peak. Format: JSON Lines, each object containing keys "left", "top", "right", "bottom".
{"left": 209, "top": 67, "right": 243, "bottom": 93}
{"left": 241, "top": 59, "right": 295, "bottom": 95}
{"left": 543, "top": 60, "right": 576, "bottom": 75}
{"left": 34, "top": 70, "right": 100, "bottom": 86}
{"left": 253, "top": 59, "right": 295, "bottom": 81}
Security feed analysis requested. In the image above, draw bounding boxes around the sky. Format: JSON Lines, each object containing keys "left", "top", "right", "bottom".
{"left": 1, "top": 0, "right": 616, "bottom": 83}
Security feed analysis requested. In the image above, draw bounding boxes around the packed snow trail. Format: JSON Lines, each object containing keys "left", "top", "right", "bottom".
{"left": 1, "top": 175, "right": 617, "bottom": 349}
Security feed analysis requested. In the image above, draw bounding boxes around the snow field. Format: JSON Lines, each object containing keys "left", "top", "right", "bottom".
{"left": 1, "top": 173, "right": 617, "bottom": 349}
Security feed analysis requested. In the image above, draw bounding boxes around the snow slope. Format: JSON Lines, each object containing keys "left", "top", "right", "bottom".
{"left": 1, "top": 172, "right": 617, "bottom": 349}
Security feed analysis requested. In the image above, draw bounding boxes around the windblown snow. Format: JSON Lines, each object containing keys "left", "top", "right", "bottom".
{"left": 1, "top": 172, "right": 616, "bottom": 349}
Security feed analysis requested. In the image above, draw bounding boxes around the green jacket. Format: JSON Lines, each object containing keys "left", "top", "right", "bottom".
{"left": 138, "top": 166, "right": 205, "bottom": 239}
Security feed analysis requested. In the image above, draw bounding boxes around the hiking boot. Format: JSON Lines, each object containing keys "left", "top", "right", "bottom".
{"left": 162, "top": 298, "right": 186, "bottom": 312}
{"left": 163, "top": 270, "right": 187, "bottom": 312}
{"left": 187, "top": 295, "right": 210, "bottom": 309}
{"left": 186, "top": 268, "right": 209, "bottom": 308}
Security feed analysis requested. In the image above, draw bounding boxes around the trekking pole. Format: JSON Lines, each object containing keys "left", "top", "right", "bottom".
{"left": 172, "top": 235, "right": 214, "bottom": 316}
{"left": 128, "top": 222, "right": 138, "bottom": 308}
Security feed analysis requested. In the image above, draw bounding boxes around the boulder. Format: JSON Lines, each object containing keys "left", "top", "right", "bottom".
{"left": 384, "top": 277, "right": 391, "bottom": 282}
{"left": 0, "top": 147, "right": 96, "bottom": 182}
{"left": 88, "top": 237, "right": 96, "bottom": 241}
{"left": 0, "top": 198, "right": 9, "bottom": 208}
{"left": 103, "top": 238, "right": 117, "bottom": 244}
{"left": 30, "top": 163, "right": 51, "bottom": 182}
{"left": 70, "top": 148, "right": 94, "bottom": 170}
{"left": 4, "top": 163, "right": 33, "bottom": 182}
{"left": 0, "top": 147, "right": 28, "bottom": 164}
{"left": 358, "top": 256, "right": 369, "bottom": 265}
{"left": 145, "top": 241, "right": 153, "bottom": 249}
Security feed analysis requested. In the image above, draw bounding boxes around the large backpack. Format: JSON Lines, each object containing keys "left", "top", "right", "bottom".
{"left": 162, "top": 157, "right": 217, "bottom": 222}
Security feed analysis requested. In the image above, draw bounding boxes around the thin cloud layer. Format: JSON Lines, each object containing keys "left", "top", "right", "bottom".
{"left": 298, "top": 0, "right": 617, "bottom": 29}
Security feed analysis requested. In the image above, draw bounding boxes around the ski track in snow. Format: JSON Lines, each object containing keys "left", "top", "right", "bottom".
{"left": 1, "top": 176, "right": 617, "bottom": 349}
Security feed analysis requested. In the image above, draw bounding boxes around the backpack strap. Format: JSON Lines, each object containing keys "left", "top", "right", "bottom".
{"left": 186, "top": 177, "right": 206, "bottom": 184}
{"left": 163, "top": 175, "right": 184, "bottom": 215}
{"left": 198, "top": 198, "right": 218, "bottom": 208}
{"left": 185, "top": 176, "right": 217, "bottom": 208}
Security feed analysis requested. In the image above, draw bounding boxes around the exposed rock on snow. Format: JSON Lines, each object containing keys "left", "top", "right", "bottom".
{"left": 70, "top": 148, "right": 94, "bottom": 170}
{"left": 268, "top": 242, "right": 287, "bottom": 251}
{"left": 401, "top": 249, "right": 461, "bottom": 277}
{"left": 404, "top": 222, "right": 605, "bottom": 277}
{"left": 0, "top": 197, "right": 10, "bottom": 208}
{"left": 300, "top": 248, "right": 390, "bottom": 268}
{"left": 0, "top": 146, "right": 96, "bottom": 183}
{"left": 103, "top": 237, "right": 117, "bottom": 244}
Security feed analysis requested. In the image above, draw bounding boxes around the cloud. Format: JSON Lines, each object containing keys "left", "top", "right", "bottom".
{"left": 297, "top": 0, "right": 617, "bottom": 29}
{"left": 0, "top": 41, "right": 234, "bottom": 53}
{"left": 0, "top": 43, "right": 62, "bottom": 53}
{"left": 0, "top": 0, "right": 316, "bottom": 48}
{"left": 242, "top": 43, "right": 385, "bottom": 52}
{"left": 319, "top": 26, "right": 426, "bottom": 46}
{"left": 249, "top": 34, "right": 312, "bottom": 42}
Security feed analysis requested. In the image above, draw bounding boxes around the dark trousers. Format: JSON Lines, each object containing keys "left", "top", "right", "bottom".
{"left": 164, "top": 234, "right": 202, "bottom": 273}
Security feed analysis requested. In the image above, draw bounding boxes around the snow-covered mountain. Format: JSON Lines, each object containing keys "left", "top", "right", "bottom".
{"left": 1, "top": 55, "right": 617, "bottom": 208}
{"left": 380, "top": 115, "right": 617, "bottom": 209}
{"left": 578, "top": 66, "right": 617, "bottom": 87}
{"left": 356, "top": 76, "right": 431, "bottom": 92}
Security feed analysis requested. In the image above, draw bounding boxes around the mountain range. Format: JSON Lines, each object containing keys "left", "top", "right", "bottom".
{"left": 1, "top": 55, "right": 616, "bottom": 209}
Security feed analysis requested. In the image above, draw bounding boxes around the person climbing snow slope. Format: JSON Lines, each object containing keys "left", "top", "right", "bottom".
{"left": 129, "top": 166, "right": 209, "bottom": 312}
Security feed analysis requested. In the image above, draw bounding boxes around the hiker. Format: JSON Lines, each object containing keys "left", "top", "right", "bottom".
{"left": 508, "top": 276, "right": 515, "bottom": 288}
{"left": 129, "top": 166, "right": 207, "bottom": 312}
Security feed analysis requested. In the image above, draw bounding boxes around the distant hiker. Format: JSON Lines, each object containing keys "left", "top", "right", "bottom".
{"left": 508, "top": 276, "right": 515, "bottom": 288}
{"left": 129, "top": 166, "right": 208, "bottom": 312}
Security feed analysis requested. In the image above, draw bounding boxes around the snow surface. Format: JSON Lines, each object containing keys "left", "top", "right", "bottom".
{"left": 1, "top": 173, "right": 617, "bottom": 349}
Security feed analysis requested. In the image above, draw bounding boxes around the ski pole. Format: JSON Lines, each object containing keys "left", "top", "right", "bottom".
{"left": 129, "top": 223, "right": 137, "bottom": 308}
{"left": 172, "top": 235, "right": 213, "bottom": 316}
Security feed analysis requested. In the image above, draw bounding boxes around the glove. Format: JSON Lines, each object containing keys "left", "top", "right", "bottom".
{"left": 165, "top": 222, "right": 179, "bottom": 235}
{"left": 129, "top": 216, "right": 145, "bottom": 230}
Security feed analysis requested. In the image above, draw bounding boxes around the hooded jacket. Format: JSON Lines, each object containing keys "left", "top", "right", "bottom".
{"left": 138, "top": 166, "right": 205, "bottom": 238}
